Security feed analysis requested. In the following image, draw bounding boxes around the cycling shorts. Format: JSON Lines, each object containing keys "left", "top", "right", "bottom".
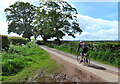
{"left": 81, "top": 47, "right": 88, "bottom": 54}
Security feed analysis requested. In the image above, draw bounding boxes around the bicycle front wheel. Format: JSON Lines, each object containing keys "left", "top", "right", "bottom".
{"left": 77, "top": 55, "right": 82, "bottom": 64}
{"left": 84, "top": 57, "right": 90, "bottom": 66}
{"left": 87, "top": 58, "right": 90, "bottom": 65}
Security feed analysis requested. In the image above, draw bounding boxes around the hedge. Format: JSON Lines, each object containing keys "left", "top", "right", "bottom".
{"left": 44, "top": 41, "right": 120, "bottom": 67}
{"left": 9, "top": 37, "right": 28, "bottom": 45}
{"left": 0, "top": 35, "right": 9, "bottom": 50}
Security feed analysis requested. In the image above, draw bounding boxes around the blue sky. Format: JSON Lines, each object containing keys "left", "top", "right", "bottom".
{"left": 71, "top": 2, "right": 118, "bottom": 21}
{"left": 0, "top": 0, "right": 118, "bottom": 41}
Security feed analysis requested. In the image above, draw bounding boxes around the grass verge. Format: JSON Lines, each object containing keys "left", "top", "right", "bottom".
{"left": 2, "top": 42, "right": 59, "bottom": 82}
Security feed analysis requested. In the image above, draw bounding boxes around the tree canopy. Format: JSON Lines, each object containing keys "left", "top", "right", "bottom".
{"left": 4, "top": 1, "right": 36, "bottom": 40}
{"left": 4, "top": 1, "right": 82, "bottom": 42}
{"left": 34, "top": 1, "right": 82, "bottom": 42}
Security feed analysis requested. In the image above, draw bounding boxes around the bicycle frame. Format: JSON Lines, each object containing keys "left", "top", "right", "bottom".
{"left": 77, "top": 52, "right": 90, "bottom": 66}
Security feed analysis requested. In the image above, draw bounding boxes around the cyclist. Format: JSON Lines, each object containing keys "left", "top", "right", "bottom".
{"left": 76, "top": 41, "right": 88, "bottom": 62}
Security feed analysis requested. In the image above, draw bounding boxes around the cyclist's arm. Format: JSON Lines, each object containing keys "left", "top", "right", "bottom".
{"left": 77, "top": 43, "right": 81, "bottom": 52}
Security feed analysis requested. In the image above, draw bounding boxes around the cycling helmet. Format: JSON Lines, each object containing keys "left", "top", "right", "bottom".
{"left": 80, "top": 40, "right": 83, "bottom": 43}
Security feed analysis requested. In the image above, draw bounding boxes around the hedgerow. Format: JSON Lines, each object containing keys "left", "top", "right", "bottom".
{"left": 0, "top": 35, "right": 9, "bottom": 50}
{"left": 9, "top": 37, "right": 28, "bottom": 45}
{"left": 44, "top": 41, "right": 120, "bottom": 67}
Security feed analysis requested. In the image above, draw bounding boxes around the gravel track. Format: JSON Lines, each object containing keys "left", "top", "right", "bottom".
{"left": 40, "top": 45, "right": 119, "bottom": 83}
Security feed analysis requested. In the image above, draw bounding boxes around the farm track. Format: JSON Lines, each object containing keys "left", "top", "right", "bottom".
{"left": 40, "top": 45, "right": 119, "bottom": 83}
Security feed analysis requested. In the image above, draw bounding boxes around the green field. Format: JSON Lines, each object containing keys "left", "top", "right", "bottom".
{"left": 44, "top": 41, "right": 120, "bottom": 68}
{"left": 2, "top": 42, "right": 59, "bottom": 82}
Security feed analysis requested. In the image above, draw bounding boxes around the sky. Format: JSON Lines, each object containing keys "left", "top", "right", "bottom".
{"left": 0, "top": 0, "right": 119, "bottom": 41}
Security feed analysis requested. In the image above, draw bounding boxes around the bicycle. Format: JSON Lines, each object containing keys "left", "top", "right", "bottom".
{"left": 77, "top": 52, "right": 90, "bottom": 66}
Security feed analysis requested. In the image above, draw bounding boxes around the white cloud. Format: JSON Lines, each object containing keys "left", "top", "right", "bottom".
{"left": 63, "top": 13, "right": 118, "bottom": 40}
{"left": 77, "top": 14, "right": 118, "bottom": 31}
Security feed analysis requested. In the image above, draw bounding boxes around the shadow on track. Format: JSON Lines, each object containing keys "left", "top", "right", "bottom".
{"left": 87, "top": 64, "right": 106, "bottom": 70}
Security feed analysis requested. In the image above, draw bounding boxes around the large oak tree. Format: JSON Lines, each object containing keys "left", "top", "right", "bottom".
{"left": 4, "top": 1, "right": 36, "bottom": 40}
{"left": 34, "top": 1, "right": 82, "bottom": 43}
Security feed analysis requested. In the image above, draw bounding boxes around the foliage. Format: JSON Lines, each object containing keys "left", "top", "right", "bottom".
{"left": 4, "top": 1, "right": 36, "bottom": 40}
{"left": 34, "top": 1, "right": 82, "bottom": 42}
{"left": 0, "top": 35, "right": 9, "bottom": 50}
{"left": 44, "top": 41, "right": 120, "bottom": 67}
{"left": 9, "top": 37, "right": 28, "bottom": 45}
{"left": 2, "top": 42, "right": 59, "bottom": 82}
{"left": 2, "top": 42, "right": 44, "bottom": 76}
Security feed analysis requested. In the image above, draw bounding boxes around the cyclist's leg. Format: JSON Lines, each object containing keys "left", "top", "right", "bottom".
{"left": 84, "top": 53, "right": 87, "bottom": 57}
{"left": 84, "top": 47, "right": 88, "bottom": 57}
{"left": 80, "top": 51, "right": 84, "bottom": 62}
{"left": 84, "top": 47, "right": 89, "bottom": 64}
{"left": 81, "top": 50, "right": 83, "bottom": 58}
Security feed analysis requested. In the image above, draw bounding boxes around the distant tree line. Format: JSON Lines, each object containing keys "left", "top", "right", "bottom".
{"left": 4, "top": 1, "right": 82, "bottom": 44}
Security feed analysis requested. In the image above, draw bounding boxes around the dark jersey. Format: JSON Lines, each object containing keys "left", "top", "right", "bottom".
{"left": 79, "top": 43, "right": 87, "bottom": 49}
{"left": 77, "top": 42, "right": 88, "bottom": 51}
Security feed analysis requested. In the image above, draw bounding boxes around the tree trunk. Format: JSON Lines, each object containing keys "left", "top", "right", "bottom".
{"left": 55, "top": 27, "right": 61, "bottom": 45}
{"left": 56, "top": 37, "right": 61, "bottom": 45}
{"left": 43, "top": 37, "right": 47, "bottom": 42}
{"left": 28, "top": 37, "right": 31, "bottom": 41}
{"left": 34, "top": 34, "right": 37, "bottom": 40}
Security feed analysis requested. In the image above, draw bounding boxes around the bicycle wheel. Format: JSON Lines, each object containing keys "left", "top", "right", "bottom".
{"left": 83, "top": 57, "right": 86, "bottom": 66}
{"left": 85, "top": 57, "right": 90, "bottom": 66}
{"left": 77, "top": 55, "right": 81, "bottom": 64}
{"left": 87, "top": 58, "right": 90, "bottom": 65}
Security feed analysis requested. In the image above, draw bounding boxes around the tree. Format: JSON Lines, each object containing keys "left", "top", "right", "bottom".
{"left": 4, "top": 1, "right": 36, "bottom": 40}
{"left": 34, "top": 8, "right": 55, "bottom": 42}
{"left": 34, "top": 1, "right": 82, "bottom": 43}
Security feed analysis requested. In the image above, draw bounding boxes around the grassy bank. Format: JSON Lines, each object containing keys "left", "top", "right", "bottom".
{"left": 2, "top": 42, "right": 59, "bottom": 82}
{"left": 44, "top": 41, "right": 120, "bottom": 68}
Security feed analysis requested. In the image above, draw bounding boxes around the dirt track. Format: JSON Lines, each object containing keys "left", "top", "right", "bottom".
{"left": 40, "top": 45, "right": 119, "bottom": 82}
